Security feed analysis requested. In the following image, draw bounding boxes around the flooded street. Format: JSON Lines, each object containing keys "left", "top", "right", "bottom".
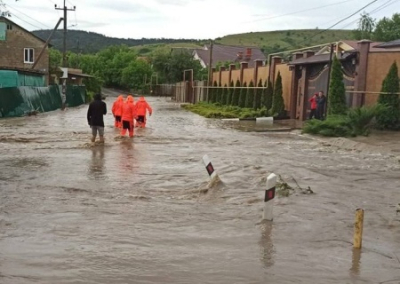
{"left": 1, "top": 94, "right": 400, "bottom": 284}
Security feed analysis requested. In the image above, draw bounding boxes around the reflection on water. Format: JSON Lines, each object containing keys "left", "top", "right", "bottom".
{"left": 89, "top": 145, "right": 105, "bottom": 180}
{"left": 350, "top": 248, "right": 362, "bottom": 276}
{"left": 259, "top": 221, "right": 274, "bottom": 269}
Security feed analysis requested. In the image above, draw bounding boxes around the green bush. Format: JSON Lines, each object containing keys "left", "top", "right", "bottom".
{"left": 231, "top": 80, "right": 241, "bottom": 106}
{"left": 86, "top": 91, "right": 94, "bottom": 103}
{"left": 245, "top": 81, "right": 254, "bottom": 108}
{"left": 302, "top": 105, "right": 384, "bottom": 137}
{"left": 221, "top": 84, "right": 228, "bottom": 105}
{"left": 215, "top": 83, "right": 222, "bottom": 104}
{"left": 210, "top": 81, "right": 218, "bottom": 103}
{"left": 181, "top": 101, "right": 271, "bottom": 119}
{"left": 376, "top": 62, "right": 400, "bottom": 129}
{"left": 238, "top": 82, "right": 247, "bottom": 108}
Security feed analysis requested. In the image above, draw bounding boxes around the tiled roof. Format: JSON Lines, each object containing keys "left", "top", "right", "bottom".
{"left": 194, "top": 44, "right": 266, "bottom": 68}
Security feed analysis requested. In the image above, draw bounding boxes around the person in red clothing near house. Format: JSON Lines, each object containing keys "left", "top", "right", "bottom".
{"left": 120, "top": 95, "right": 137, "bottom": 137}
{"left": 309, "top": 93, "right": 319, "bottom": 120}
{"left": 112, "top": 95, "right": 124, "bottom": 128}
{"left": 135, "top": 96, "right": 152, "bottom": 128}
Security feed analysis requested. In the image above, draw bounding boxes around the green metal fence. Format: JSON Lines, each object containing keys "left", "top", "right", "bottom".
{"left": 0, "top": 85, "right": 86, "bottom": 118}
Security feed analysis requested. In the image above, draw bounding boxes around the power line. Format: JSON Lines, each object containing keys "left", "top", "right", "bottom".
{"left": 6, "top": 4, "right": 52, "bottom": 29}
{"left": 8, "top": 12, "right": 43, "bottom": 30}
{"left": 339, "top": 0, "right": 399, "bottom": 29}
{"left": 296, "top": 0, "right": 379, "bottom": 46}
{"left": 243, "top": 0, "right": 357, "bottom": 24}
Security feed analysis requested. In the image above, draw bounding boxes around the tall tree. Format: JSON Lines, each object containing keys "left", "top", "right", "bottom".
{"left": 245, "top": 81, "right": 255, "bottom": 108}
{"left": 353, "top": 12, "right": 375, "bottom": 40}
{"left": 376, "top": 62, "right": 400, "bottom": 129}
{"left": 254, "top": 79, "right": 263, "bottom": 109}
{"left": 238, "top": 82, "right": 247, "bottom": 108}
{"left": 374, "top": 13, "right": 400, "bottom": 42}
{"left": 327, "top": 56, "right": 347, "bottom": 115}
{"left": 226, "top": 81, "right": 234, "bottom": 105}
{"left": 271, "top": 72, "right": 285, "bottom": 116}
{"left": 231, "top": 80, "right": 241, "bottom": 106}
{"left": 216, "top": 83, "right": 222, "bottom": 104}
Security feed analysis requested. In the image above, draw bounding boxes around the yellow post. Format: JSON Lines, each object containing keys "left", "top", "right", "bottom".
{"left": 353, "top": 209, "right": 364, "bottom": 249}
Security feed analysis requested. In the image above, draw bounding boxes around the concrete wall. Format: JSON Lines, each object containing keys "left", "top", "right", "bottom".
{"left": 221, "top": 71, "right": 229, "bottom": 86}
{"left": 231, "top": 70, "right": 240, "bottom": 84}
{"left": 0, "top": 19, "right": 49, "bottom": 74}
{"left": 365, "top": 52, "right": 400, "bottom": 106}
{"left": 258, "top": 66, "right": 269, "bottom": 85}
{"left": 243, "top": 69, "right": 254, "bottom": 85}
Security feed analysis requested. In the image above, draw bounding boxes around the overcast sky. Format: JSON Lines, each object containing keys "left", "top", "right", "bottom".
{"left": 2, "top": 0, "right": 399, "bottom": 39}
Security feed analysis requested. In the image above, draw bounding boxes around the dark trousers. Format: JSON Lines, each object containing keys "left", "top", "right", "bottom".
{"left": 309, "top": 109, "right": 317, "bottom": 119}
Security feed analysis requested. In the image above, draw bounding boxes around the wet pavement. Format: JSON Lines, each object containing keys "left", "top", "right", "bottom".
{"left": 1, "top": 94, "right": 400, "bottom": 284}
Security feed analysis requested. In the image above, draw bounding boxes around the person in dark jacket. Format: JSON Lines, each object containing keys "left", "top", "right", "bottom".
{"left": 87, "top": 93, "right": 107, "bottom": 143}
{"left": 317, "top": 91, "right": 326, "bottom": 120}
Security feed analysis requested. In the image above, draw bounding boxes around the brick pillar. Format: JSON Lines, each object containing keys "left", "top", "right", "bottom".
{"left": 270, "top": 56, "right": 282, "bottom": 86}
{"left": 353, "top": 40, "right": 371, "bottom": 107}
{"left": 229, "top": 64, "right": 236, "bottom": 85}
{"left": 240, "top": 62, "right": 249, "bottom": 85}
{"left": 293, "top": 52, "right": 303, "bottom": 60}
{"left": 219, "top": 66, "right": 226, "bottom": 86}
{"left": 299, "top": 51, "right": 315, "bottom": 121}
{"left": 290, "top": 53, "right": 303, "bottom": 119}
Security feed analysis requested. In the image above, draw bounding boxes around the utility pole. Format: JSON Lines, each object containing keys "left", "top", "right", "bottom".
{"left": 207, "top": 41, "right": 213, "bottom": 101}
{"left": 55, "top": 1, "right": 76, "bottom": 109}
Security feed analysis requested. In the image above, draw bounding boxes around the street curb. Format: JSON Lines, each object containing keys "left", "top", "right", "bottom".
{"left": 221, "top": 117, "right": 274, "bottom": 122}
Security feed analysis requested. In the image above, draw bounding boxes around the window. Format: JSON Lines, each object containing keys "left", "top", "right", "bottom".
{"left": 24, "top": 48, "right": 34, "bottom": 64}
{"left": 6, "top": 24, "right": 12, "bottom": 30}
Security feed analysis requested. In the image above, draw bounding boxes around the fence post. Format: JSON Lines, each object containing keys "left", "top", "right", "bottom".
{"left": 202, "top": 155, "right": 218, "bottom": 181}
{"left": 353, "top": 209, "right": 364, "bottom": 249}
{"left": 263, "top": 173, "right": 277, "bottom": 221}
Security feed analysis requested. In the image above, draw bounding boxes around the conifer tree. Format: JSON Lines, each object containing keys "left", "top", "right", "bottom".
{"left": 226, "top": 81, "right": 234, "bottom": 105}
{"left": 376, "top": 61, "right": 400, "bottom": 129}
{"left": 271, "top": 72, "right": 285, "bottom": 116}
{"left": 239, "top": 82, "right": 247, "bottom": 108}
{"left": 254, "top": 79, "right": 263, "bottom": 109}
{"left": 264, "top": 78, "right": 273, "bottom": 110}
{"left": 245, "top": 81, "right": 255, "bottom": 108}
{"left": 231, "top": 80, "right": 241, "bottom": 106}
{"left": 327, "top": 56, "right": 347, "bottom": 115}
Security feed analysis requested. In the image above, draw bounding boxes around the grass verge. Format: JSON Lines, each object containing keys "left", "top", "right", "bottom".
{"left": 181, "top": 102, "right": 270, "bottom": 119}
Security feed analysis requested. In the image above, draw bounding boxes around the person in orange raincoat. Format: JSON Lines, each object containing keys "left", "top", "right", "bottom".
{"left": 120, "top": 95, "right": 137, "bottom": 137}
{"left": 112, "top": 95, "right": 124, "bottom": 128}
{"left": 135, "top": 96, "right": 152, "bottom": 128}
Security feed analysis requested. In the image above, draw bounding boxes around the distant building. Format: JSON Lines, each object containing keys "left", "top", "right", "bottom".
{"left": 193, "top": 44, "right": 266, "bottom": 68}
{"left": 0, "top": 16, "right": 49, "bottom": 87}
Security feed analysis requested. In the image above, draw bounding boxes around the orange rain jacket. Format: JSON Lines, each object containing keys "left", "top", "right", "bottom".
{"left": 121, "top": 96, "right": 137, "bottom": 122}
{"left": 112, "top": 95, "right": 124, "bottom": 116}
{"left": 136, "top": 97, "right": 152, "bottom": 116}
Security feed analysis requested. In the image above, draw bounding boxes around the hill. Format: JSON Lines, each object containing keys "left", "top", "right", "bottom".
{"left": 216, "top": 29, "right": 355, "bottom": 55}
{"left": 32, "top": 29, "right": 203, "bottom": 54}
{"left": 32, "top": 29, "right": 355, "bottom": 55}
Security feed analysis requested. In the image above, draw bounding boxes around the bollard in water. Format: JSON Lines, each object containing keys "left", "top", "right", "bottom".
{"left": 263, "top": 173, "right": 277, "bottom": 221}
{"left": 202, "top": 155, "right": 218, "bottom": 181}
{"left": 353, "top": 208, "right": 364, "bottom": 249}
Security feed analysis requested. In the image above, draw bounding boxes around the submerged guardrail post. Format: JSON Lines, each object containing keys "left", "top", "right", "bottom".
{"left": 353, "top": 208, "right": 364, "bottom": 249}
{"left": 263, "top": 173, "right": 277, "bottom": 221}
{"left": 202, "top": 155, "right": 218, "bottom": 181}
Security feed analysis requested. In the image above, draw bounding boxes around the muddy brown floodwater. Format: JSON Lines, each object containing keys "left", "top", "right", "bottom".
{"left": 1, "top": 94, "right": 400, "bottom": 284}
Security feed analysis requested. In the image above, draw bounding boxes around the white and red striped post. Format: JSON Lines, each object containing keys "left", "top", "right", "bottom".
{"left": 263, "top": 173, "right": 277, "bottom": 221}
{"left": 202, "top": 155, "right": 218, "bottom": 181}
